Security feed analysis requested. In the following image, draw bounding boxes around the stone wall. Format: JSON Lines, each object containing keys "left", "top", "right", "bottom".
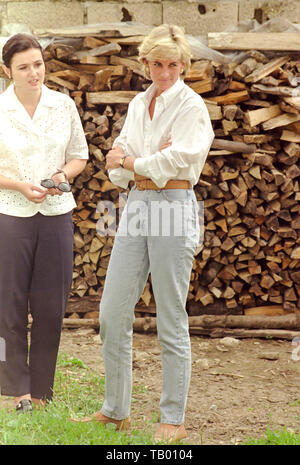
{"left": 1, "top": 0, "right": 300, "bottom": 36}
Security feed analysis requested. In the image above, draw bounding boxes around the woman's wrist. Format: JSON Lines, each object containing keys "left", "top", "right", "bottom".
{"left": 123, "top": 156, "right": 136, "bottom": 172}
{"left": 10, "top": 179, "right": 25, "bottom": 193}
{"left": 53, "top": 168, "right": 68, "bottom": 180}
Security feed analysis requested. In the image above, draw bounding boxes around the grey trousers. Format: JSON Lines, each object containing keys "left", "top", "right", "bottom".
{"left": 99, "top": 186, "right": 200, "bottom": 424}
{"left": 0, "top": 212, "right": 74, "bottom": 400}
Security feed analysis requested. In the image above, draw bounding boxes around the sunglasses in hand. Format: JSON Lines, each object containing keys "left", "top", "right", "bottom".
{"left": 41, "top": 178, "right": 72, "bottom": 193}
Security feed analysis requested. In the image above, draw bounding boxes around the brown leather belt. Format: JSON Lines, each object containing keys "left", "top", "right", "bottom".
{"left": 134, "top": 175, "right": 191, "bottom": 191}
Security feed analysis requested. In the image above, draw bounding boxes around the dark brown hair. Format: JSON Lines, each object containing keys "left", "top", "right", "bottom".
{"left": 2, "top": 33, "right": 43, "bottom": 68}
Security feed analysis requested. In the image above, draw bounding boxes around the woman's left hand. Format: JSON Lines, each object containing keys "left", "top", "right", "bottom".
{"left": 105, "top": 146, "right": 125, "bottom": 170}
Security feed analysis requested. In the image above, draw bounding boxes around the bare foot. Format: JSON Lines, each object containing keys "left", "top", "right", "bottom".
{"left": 31, "top": 398, "right": 46, "bottom": 408}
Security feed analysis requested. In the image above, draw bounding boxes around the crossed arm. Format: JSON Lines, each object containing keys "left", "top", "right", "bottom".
{"left": 105, "top": 140, "right": 172, "bottom": 172}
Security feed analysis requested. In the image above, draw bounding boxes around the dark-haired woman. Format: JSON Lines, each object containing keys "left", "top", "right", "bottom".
{"left": 0, "top": 33, "right": 88, "bottom": 412}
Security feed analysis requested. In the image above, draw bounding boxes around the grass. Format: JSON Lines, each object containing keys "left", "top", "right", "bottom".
{"left": 4, "top": 353, "right": 299, "bottom": 446}
{"left": 244, "top": 428, "right": 300, "bottom": 445}
{"left": 0, "top": 352, "right": 173, "bottom": 446}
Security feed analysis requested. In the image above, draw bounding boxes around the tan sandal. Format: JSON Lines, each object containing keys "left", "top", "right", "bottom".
{"left": 70, "top": 411, "right": 130, "bottom": 431}
{"left": 154, "top": 423, "right": 187, "bottom": 443}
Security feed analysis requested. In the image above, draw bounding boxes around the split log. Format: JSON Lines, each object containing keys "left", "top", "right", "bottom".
{"left": 72, "top": 42, "right": 121, "bottom": 60}
{"left": 280, "top": 130, "right": 300, "bottom": 143}
{"left": 244, "top": 105, "right": 282, "bottom": 127}
{"left": 244, "top": 56, "right": 290, "bottom": 83}
{"left": 187, "top": 79, "right": 214, "bottom": 94}
{"left": 262, "top": 113, "right": 300, "bottom": 131}
{"left": 206, "top": 90, "right": 249, "bottom": 105}
{"left": 252, "top": 84, "right": 300, "bottom": 98}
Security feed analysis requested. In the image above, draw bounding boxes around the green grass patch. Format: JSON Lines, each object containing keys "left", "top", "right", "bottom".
{"left": 0, "top": 353, "right": 171, "bottom": 445}
{"left": 244, "top": 428, "right": 300, "bottom": 445}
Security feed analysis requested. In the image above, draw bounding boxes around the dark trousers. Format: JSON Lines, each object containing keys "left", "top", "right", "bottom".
{"left": 0, "top": 212, "right": 74, "bottom": 400}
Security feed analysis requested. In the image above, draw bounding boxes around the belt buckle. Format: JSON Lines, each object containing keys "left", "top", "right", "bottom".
{"left": 136, "top": 181, "right": 145, "bottom": 191}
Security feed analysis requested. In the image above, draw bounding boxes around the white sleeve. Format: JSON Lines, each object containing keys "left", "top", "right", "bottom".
{"left": 108, "top": 105, "right": 134, "bottom": 189}
{"left": 65, "top": 98, "right": 89, "bottom": 161}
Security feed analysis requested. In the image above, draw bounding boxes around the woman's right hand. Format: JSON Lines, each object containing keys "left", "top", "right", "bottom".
{"left": 18, "top": 183, "right": 48, "bottom": 203}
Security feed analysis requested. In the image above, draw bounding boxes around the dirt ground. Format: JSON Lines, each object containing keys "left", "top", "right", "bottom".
{"left": 57, "top": 327, "right": 300, "bottom": 445}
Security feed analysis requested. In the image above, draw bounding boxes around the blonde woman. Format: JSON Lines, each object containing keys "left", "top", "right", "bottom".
{"left": 81, "top": 24, "right": 214, "bottom": 442}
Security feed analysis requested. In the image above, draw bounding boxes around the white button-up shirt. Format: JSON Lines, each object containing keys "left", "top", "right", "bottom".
{"left": 109, "top": 78, "right": 214, "bottom": 189}
{"left": 0, "top": 84, "right": 88, "bottom": 217}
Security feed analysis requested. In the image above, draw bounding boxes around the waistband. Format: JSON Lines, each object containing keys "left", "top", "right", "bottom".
{"left": 134, "top": 175, "right": 192, "bottom": 191}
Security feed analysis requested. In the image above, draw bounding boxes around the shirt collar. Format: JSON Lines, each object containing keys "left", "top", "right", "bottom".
{"left": 3, "top": 83, "right": 57, "bottom": 110}
{"left": 39, "top": 84, "right": 57, "bottom": 107}
{"left": 142, "top": 78, "right": 185, "bottom": 109}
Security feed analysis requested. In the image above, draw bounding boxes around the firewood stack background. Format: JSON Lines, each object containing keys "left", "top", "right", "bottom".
{"left": 9, "top": 28, "right": 300, "bottom": 323}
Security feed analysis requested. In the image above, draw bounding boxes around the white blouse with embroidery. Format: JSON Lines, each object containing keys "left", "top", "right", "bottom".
{"left": 109, "top": 78, "right": 214, "bottom": 189}
{"left": 0, "top": 84, "right": 88, "bottom": 217}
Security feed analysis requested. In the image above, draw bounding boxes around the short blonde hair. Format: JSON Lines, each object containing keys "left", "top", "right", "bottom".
{"left": 138, "top": 24, "right": 191, "bottom": 79}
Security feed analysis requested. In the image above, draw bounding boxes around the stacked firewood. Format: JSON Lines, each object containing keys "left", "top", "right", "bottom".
{"left": 195, "top": 52, "right": 300, "bottom": 316}
{"left": 27, "top": 31, "right": 300, "bottom": 319}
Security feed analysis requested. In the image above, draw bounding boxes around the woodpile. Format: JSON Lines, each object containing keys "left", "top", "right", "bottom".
{"left": 193, "top": 41, "right": 300, "bottom": 318}
{"left": 4, "top": 27, "right": 300, "bottom": 328}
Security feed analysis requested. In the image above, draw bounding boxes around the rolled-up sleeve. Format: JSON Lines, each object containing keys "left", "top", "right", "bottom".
{"left": 134, "top": 103, "right": 214, "bottom": 188}
{"left": 108, "top": 104, "right": 135, "bottom": 188}
{"left": 109, "top": 167, "right": 134, "bottom": 189}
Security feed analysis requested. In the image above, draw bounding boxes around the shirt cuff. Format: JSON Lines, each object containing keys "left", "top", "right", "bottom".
{"left": 134, "top": 157, "right": 170, "bottom": 189}
{"left": 108, "top": 168, "right": 134, "bottom": 189}
{"left": 133, "top": 157, "right": 149, "bottom": 177}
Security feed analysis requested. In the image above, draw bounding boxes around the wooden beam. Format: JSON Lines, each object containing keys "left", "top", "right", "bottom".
{"left": 34, "top": 23, "right": 153, "bottom": 38}
{"left": 208, "top": 32, "right": 300, "bottom": 51}
{"left": 86, "top": 90, "right": 139, "bottom": 105}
